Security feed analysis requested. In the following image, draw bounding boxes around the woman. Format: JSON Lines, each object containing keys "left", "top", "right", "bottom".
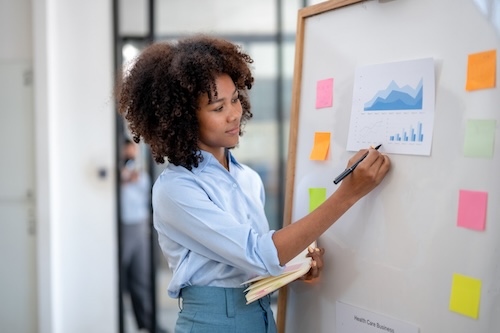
{"left": 117, "top": 34, "right": 390, "bottom": 333}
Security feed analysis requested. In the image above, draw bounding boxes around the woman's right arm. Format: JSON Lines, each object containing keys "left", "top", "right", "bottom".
{"left": 272, "top": 148, "right": 391, "bottom": 266}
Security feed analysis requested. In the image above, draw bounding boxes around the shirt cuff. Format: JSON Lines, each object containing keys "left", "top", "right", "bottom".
{"left": 259, "top": 230, "right": 285, "bottom": 276}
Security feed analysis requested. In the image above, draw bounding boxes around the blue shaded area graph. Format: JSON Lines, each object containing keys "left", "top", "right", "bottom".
{"left": 390, "top": 122, "right": 424, "bottom": 142}
{"left": 364, "top": 79, "right": 423, "bottom": 111}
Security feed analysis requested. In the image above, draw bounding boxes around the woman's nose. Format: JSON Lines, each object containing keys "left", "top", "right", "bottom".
{"left": 228, "top": 104, "right": 241, "bottom": 121}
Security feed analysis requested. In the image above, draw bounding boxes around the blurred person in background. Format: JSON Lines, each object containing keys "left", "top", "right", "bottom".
{"left": 121, "top": 139, "right": 167, "bottom": 333}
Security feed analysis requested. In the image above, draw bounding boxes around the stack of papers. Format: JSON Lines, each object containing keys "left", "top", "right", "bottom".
{"left": 242, "top": 247, "right": 313, "bottom": 304}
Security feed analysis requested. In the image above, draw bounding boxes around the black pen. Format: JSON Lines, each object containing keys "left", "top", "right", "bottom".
{"left": 333, "top": 144, "right": 382, "bottom": 185}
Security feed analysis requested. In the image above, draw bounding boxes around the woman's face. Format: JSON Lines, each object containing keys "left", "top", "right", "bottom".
{"left": 197, "top": 74, "right": 242, "bottom": 160}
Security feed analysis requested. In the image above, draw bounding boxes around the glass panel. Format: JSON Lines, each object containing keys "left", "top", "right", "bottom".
{"left": 281, "top": 1, "right": 301, "bottom": 195}
{"left": 233, "top": 41, "right": 281, "bottom": 230}
{"left": 283, "top": 0, "right": 302, "bottom": 33}
{"left": 281, "top": 41, "right": 296, "bottom": 166}
{"left": 119, "top": 0, "right": 149, "bottom": 37}
{"left": 154, "top": 0, "right": 277, "bottom": 36}
{"left": 282, "top": 42, "right": 296, "bottom": 114}
{"left": 307, "top": 0, "right": 328, "bottom": 6}
{"left": 122, "top": 41, "right": 144, "bottom": 67}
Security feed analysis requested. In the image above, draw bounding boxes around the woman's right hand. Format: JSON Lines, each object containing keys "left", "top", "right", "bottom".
{"left": 338, "top": 147, "right": 391, "bottom": 201}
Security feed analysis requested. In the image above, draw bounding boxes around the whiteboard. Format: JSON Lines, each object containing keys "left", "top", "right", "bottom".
{"left": 278, "top": 1, "right": 500, "bottom": 332}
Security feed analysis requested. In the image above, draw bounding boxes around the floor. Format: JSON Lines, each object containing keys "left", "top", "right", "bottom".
{"left": 123, "top": 268, "right": 278, "bottom": 333}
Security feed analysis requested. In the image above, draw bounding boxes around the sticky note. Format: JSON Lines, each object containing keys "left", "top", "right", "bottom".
{"left": 464, "top": 119, "right": 496, "bottom": 158}
{"left": 309, "top": 132, "right": 331, "bottom": 160}
{"left": 457, "top": 190, "right": 488, "bottom": 230}
{"left": 449, "top": 273, "right": 482, "bottom": 319}
{"left": 466, "top": 49, "right": 496, "bottom": 91}
{"left": 309, "top": 188, "right": 327, "bottom": 212}
{"left": 316, "top": 78, "right": 334, "bottom": 109}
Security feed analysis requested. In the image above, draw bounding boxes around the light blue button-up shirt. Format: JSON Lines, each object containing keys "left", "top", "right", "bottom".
{"left": 152, "top": 150, "right": 284, "bottom": 298}
{"left": 120, "top": 168, "right": 151, "bottom": 224}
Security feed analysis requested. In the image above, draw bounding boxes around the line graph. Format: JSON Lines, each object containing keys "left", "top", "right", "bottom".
{"left": 357, "top": 120, "right": 384, "bottom": 140}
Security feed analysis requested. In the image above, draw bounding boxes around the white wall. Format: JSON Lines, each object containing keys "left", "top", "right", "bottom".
{"left": 31, "top": 0, "right": 118, "bottom": 332}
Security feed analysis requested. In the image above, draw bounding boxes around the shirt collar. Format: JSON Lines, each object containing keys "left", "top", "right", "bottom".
{"left": 192, "top": 149, "right": 243, "bottom": 175}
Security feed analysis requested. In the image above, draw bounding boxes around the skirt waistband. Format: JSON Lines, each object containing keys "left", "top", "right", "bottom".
{"left": 179, "top": 286, "right": 271, "bottom": 317}
{"left": 177, "top": 286, "right": 277, "bottom": 333}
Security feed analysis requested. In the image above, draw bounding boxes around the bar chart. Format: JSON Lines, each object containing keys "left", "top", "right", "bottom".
{"left": 390, "top": 122, "right": 424, "bottom": 142}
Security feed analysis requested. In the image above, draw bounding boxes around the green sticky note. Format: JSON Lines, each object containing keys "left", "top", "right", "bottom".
{"left": 449, "top": 273, "right": 482, "bottom": 319}
{"left": 309, "top": 188, "right": 326, "bottom": 213}
{"left": 464, "top": 119, "right": 496, "bottom": 158}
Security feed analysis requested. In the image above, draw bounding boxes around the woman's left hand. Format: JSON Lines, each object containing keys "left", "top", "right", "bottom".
{"left": 300, "top": 246, "right": 325, "bottom": 282}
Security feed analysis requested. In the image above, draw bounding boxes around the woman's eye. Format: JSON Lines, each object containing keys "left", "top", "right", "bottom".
{"left": 214, "top": 105, "right": 223, "bottom": 112}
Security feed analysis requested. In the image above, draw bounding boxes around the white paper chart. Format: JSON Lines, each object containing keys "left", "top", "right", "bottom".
{"left": 346, "top": 58, "right": 435, "bottom": 156}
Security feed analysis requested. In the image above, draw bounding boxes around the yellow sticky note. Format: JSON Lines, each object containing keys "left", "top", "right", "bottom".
{"left": 309, "top": 132, "right": 331, "bottom": 160}
{"left": 466, "top": 49, "right": 496, "bottom": 91}
{"left": 449, "top": 273, "right": 482, "bottom": 319}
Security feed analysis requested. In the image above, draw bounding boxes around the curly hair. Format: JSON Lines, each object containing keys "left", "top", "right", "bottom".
{"left": 116, "top": 35, "right": 254, "bottom": 170}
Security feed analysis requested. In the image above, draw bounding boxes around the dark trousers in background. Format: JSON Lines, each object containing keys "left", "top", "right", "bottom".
{"left": 121, "top": 221, "right": 153, "bottom": 332}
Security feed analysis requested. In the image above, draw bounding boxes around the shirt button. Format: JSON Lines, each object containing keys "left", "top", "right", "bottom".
{"left": 232, "top": 183, "right": 237, "bottom": 188}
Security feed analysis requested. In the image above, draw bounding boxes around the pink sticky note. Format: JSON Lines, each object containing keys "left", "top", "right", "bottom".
{"left": 457, "top": 190, "right": 488, "bottom": 230}
{"left": 316, "top": 78, "right": 334, "bottom": 109}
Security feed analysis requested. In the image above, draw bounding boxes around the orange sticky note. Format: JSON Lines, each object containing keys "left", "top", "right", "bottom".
{"left": 466, "top": 49, "right": 496, "bottom": 91}
{"left": 309, "top": 132, "right": 331, "bottom": 160}
{"left": 316, "top": 78, "right": 334, "bottom": 109}
{"left": 449, "top": 273, "right": 482, "bottom": 319}
{"left": 457, "top": 190, "right": 488, "bottom": 231}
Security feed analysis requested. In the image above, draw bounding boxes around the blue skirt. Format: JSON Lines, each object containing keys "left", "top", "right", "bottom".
{"left": 175, "top": 286, "right": 277, "bottom": 333}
